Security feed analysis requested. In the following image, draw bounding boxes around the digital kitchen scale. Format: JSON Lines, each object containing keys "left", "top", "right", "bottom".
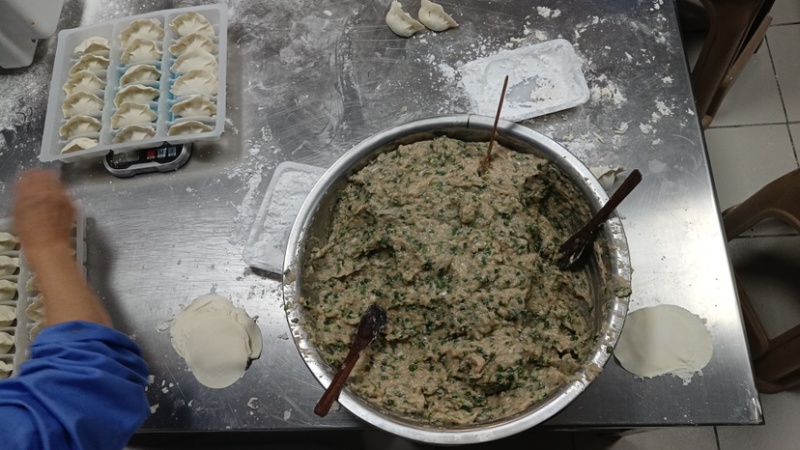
{"left": 104, "top": 142, "right": 192, "bottom": 178}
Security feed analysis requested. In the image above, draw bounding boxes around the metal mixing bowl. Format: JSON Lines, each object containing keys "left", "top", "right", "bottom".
{"left": 283, "top": 115, "right": 631, "bottom": 444}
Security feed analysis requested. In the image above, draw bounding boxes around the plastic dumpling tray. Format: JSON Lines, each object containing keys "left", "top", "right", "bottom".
{"left": 458, "top": 39, "right": 590, "bottom": 122}
{"left": 39, "top": 4, "right": 228, "bottom": 163}
{"left": 0, "top": 214, "right": 86, "bottom": 378}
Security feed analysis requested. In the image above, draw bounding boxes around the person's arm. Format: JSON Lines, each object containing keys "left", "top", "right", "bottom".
{"left": 0, "top": 170, "right": 150, "bottom": 450}
{"left": 13, "top": 170, "right": 112, "bottom": 327}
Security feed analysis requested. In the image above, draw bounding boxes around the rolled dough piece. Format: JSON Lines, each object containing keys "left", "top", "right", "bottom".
{"left": 614, "top": 304, "right": 712, "bottom": 384}
{"left": 170, "top": 294, "right": 263, "bottom": 389}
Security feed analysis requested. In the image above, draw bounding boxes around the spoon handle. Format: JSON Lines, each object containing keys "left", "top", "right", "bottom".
{"left": 314, "top": 341, "right": 366, "bottom": 417}
{"left": 314, "top": 303, "right": 387, "bottom": 417}
{"left": 557, "top": 169, "right": 642, "bottom": 269}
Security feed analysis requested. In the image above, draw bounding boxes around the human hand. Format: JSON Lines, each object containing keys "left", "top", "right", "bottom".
{"left": 13, "top": 170, "right": 76, "bottom": 266}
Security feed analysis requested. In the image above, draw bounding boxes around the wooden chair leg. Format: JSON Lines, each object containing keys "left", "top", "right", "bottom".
{"left": 753, "top": 325, "right": 800, "bottom": 393}
{"left": 723, "top": 167, "right": 800, "bottom": 393}
{"left": 722, "top": 168, "right": 800, "bottom": 239}
{"left": 704, "top": 15, "right": 772, "bottom": 123}
{"left": 691, "top": 0, "right": 773, "bottom": 128}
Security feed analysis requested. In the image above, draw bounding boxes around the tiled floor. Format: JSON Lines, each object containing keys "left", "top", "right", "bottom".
{"left": 128, "top": 2, "right": 800, "bottom": 449}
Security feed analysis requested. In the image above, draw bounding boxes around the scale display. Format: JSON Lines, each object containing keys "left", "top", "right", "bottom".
{"left": 104, "top": 143, "right": 192, "bottom": 177}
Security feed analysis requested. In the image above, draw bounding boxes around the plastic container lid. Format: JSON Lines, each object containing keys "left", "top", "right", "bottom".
{"left": 244, "top": 162, "right": 327, "bottom": 273}
{"left": 458, "top": 39, "right": 590, "bottom": 122}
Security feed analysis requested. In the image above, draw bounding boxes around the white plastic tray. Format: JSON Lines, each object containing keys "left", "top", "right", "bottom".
{"left": 39, "top": 4, "right": 228, "bottom": 163}
{"left": 458, "top": 39, "right": 590, "bottom": 122}
{"left": 244, "top": 162, "right": 327, "bottom": 273}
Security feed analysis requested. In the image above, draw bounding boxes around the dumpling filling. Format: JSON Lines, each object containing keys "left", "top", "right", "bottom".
{"left": 303, "top": 136, "right": 596, "bottom": 425}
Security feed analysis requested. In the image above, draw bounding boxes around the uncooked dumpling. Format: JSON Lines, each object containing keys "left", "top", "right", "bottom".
{"left": 62, "top": 71, "right": 107, "bottom": 96}
{"left": 171, "top": 69, "right": 217, "bottom": 97}
{"left": 169, "top": 33, "right": 216, "bottom": 56}
{"left": 27, "top": 298, "right": 46, "bottom": 338}
{"left": 26, "top": 295, "right": 45, "bottom": 323}
{"left": 0, "top": 256, "right": 17, "bottom": 276}
{"left": 120, "top": 64, "right": 161, "bottom": 86}
{"left": 59, "top": 115, "right": 102, "bottom": 139}
{"left": 418, "top": 0, "right": 458, "bottom": 31}
{"left": 0, "top": 305, "right": 15, "bottom": 326}
{"left": 114, "top": 84, "right": 159, "bottom": 107}
{"left": 111, "top": 102, "right": 158, "bottom": 128}
{"left": 69, "top": 54, "right": 109, "bottom": 76}
{"left": 26, "top": 275, "right": 38, "bottom": 293}
{"left": 168, "top": 120, "right": 213, "bottom": 136}
{"left": 171, "top": 95, "right": 216, "bottom": 118}
{"left": 170, "top": 12, "right": 215, "bottom": 38}
{"left": 0, "top": 232, "right": 19, "bottom": 252}
{"left": 61, "top": 137, "right": 98, "bottom": 154}
{"left": 121, "top": 38, "right": 163, "bottom": 64}
{"left": 0, "top": 279, "right": 17, "bottom": 301}
{"left": 119, "top": 19, "right": 164, "bottom": 48}
{"left": 29, "top": 322, "right": 45, "bottom": 340}
{"left": 0, "top": 332, "right": 13, "bottom": 355}
{"left": 172, "top": 48, "right": 218, "bottom": 74}
{"left": 113, "top": 124, "right": 156, "bottom": 143}
{"left": 62, "top": 92, "right": 104, "bottom": 118}
{"left": 0, "top": 360, "right": 13, "bottom": 379}
{"left": 74, "top": 36, "right": 110, "bottom": 56}
{"left": 385, "top": 0, "right": 424, "bottom": 37}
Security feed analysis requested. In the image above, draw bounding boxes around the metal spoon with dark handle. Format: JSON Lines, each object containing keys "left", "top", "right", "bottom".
{"left": 314, "top": 303, "right": 387, "bottom": 417}
{"left": 556, "top": 169, "right": 642, "bottom": 270}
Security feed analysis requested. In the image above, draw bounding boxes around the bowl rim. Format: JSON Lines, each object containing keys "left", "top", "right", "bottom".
{"left": 282, "top": 114, "right": 631, "bottom": 444}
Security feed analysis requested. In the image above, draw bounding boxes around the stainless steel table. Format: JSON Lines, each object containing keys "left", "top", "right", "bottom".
{"left": 0, "top": 0, "right": 761, "bottom": 431}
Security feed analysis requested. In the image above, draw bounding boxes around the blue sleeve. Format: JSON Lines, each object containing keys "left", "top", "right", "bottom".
{"left": 0, "top": 321, "right": 150, "bottom": 450}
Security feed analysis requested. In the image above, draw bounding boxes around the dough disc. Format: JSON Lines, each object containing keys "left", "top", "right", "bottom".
{"left": 170, "top": 294, "right": 263, "bottom": 389}
{"left": 614, "top": 304, "right": 712, "bottom": 383}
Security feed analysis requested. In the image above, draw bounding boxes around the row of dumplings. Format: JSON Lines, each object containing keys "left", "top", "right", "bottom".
{"left": 385, "top": 0, "right": 458, "bottom": 37}
{"left": 107, "top": 12, "right": 220, "bottom": 141}
{"left": 165, "top": 11, "right": 219, "bottom": 137}
{"left": 0, "top": 231, "right": 21, "bottom": 380}
{"left": 0, "top": 232, "right": 69, "bottom": 381}
{"left": 58, "top": 20, "right": 164, "bottom": 152}
{"left": 106, "top": 17, "right": 166, "bottom": 145}
{"left": 24, "top": 275, "right": 46, "bottom": 342}
{"left": 0, "top": 229, "right": 60, "bottom": 379}
{"left": 22, "top": 220, "right": 84, "bottom": 343}
{"left": 60, "top": 38, "right": 111, "bottom": 154}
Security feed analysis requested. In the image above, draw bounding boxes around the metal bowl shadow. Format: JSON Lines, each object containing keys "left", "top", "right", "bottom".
{"left": 282, "top": 115, "right": 631, "bottom": 445}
